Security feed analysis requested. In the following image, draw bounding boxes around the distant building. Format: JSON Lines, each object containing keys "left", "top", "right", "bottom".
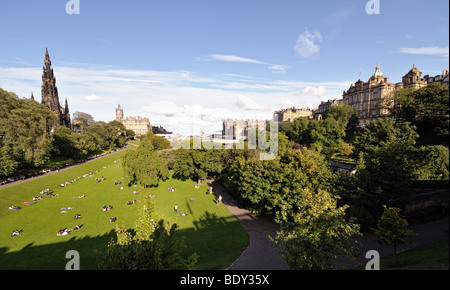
{"left": 424, "top": 69, "right": 449, "bottom": 86}
{"left": 273, "top": 107, "right": 314, "bottom": 123}
{"left": 318, "top": 99, "right": 341, "bottom": 114}
{"left": 222, "top": 119, "right": 261, "bottom": 140}
{"left": 115, "top": 104, "right": 151, "bottom": 136}
{"left": 40, "top": 48, "right": 71, "bottom": 129}
{"left": 342, "top": 63, "right": 446, "bottom": 125}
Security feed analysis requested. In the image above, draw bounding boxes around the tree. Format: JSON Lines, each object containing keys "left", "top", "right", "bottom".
{"left": 0, "top": 88, "right": 57, "bottom": 172}
{"left": 223, "top": 147, "right": 333, "bottom": 214}
{"left": 140, "top": 131, "right": 170, "bottom": 150}
{"left": 352, "top": 117, "right": 419, "bottom": 157}
{"left": 122, "top": 139, "right": 169, "bottom": 187}
{"left": 375, "top": 206, "right": 417, "bottom": 262}
{"left": 273, "top": 189, "right": 361, "bottom": 270}
{"left": 387, "top": 83, "right": 449, "bottom": 146}
{"left": 72, "top": 111, "right": 95, "bottom": 133}
{"left": 172, "top": 147, "right": 223, "bottom": 183}
{"left": 96, "top": 195, "right": 198, "bottom": 270}
{"left": 52, "top": 126, "right": 81, "bottom": 158}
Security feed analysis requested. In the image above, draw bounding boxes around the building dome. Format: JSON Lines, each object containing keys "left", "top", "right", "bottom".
{"left": 371, "top": 62, "right": 384, "bottom": 78}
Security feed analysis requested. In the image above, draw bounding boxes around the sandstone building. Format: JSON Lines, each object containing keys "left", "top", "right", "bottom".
{"left": 273, "top": 107, "right": 313, "bottom": 123}
{"left": 342, "top": 63, "right": 439, "bottom": 125}
{"left": 115, "top": 104, "right": 151, "bottom": 136}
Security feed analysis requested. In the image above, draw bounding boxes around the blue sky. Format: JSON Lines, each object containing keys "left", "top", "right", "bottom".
{"left": 0, "top": 0, "right": 448, "bottom": 135}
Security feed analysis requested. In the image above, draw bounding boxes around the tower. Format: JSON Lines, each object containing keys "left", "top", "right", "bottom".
{"left": 116, "top": 104, "right": 124, "bottom": 122}
{"left": 41, "top": 48, "right": 71, "bottom": 128}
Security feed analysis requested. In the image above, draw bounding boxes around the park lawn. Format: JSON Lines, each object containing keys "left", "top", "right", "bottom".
{"left": 0, "top": 149, "right": 249, "bottom": 270}
{"left": 353, "top": 239, "right": 449, "bottom": 270}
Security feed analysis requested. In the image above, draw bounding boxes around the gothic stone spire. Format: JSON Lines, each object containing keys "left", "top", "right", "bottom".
{"left": 41, "top": 48, "right": 70, "bottom": 128}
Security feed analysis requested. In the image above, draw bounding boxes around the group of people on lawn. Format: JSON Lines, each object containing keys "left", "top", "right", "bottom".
{"left": 9, "top": 161, "right": 226, "bottom": 238}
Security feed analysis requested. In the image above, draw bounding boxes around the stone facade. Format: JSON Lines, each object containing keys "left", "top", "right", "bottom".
{"left": 274, "top": 107, "right": 313, "bottom": 123}
{"left": 222, "top": 119, "right": 261, "bottom": 140}
{"left": 41, "top": 48, "right": 71, "bottom": 128}
{"left": 115, "top": 104, "right": 151, "bottom": 136}
{"left": 342, "top": 63, "right": 434, "bottom": 125}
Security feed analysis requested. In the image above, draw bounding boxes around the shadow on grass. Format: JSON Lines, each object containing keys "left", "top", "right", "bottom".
{"left": 0, "top": 213, "right": 250, "bottom": 270}
{"left": 0, "top": 230, "right": 115, "bottom": 270}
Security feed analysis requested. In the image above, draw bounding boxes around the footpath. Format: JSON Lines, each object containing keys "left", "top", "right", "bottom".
{"left": 208, "top": 179, "right": 449, "bottom": 270}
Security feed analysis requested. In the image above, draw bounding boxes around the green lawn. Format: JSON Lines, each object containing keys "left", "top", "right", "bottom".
{"left": 354, "top": 239, "right": 449, "bottom": 270}
{"left": 0, "top": 149, "right": 249, "bottom": 270}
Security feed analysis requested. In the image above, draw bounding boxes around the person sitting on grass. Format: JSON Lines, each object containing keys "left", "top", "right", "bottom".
{"left": 109, "top": 217, "right": 117, "bottom": 223}
{"left": 11, "top": 230, "right": 20, "bottom": 237}
{"left": 74, "top": 214, "right": 82, "bottom": 219}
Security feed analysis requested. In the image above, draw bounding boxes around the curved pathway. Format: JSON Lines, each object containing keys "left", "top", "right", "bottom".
{"left": 207, "top": 179, "right": 449, "bottom": 270}
{"left": 206, "top": 180, "right": 289, "bottom": 270}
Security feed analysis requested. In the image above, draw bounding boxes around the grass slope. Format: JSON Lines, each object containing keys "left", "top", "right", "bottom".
{"left": 0, "top": 150, "right": 249, "bottom": 270}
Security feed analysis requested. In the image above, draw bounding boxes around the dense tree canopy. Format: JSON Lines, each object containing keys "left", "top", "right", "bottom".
{"left": 279, "top": 102, "right": 358, "bottom": 157}
{"left": 0, "top": 88, "right": 131, "bottom": 178}
{"left": 0, "top": 88, "right": 56, "bottom": 174}
{"left": 387, "top": 83, "right": 449, "bottom": 146}
{"left": 122, "top": 139, "right": 169, "bottom": 187}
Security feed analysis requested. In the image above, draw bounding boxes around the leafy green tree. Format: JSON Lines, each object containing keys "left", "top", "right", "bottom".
{"left": 280, "top": 103, "right": 358, "bottom": 155}
{"left": 122, "top": 140, "right": 169, "bottom": 187}
{"left": 375, "top": 206, "right": 417, "bottom": 258}
{"left": 387, "top": 83, "right": 449, "bottom": 146}
{"left": 273, "top": 189, "right": 361, "bottom": 270}
{"left": 352, "top": 117, "right": 419, "bottom": 157}
{"left": 96, "top": 195, "right": 198, "bottom": 270}
{"left": 173, "top": 148, "right": 223, "bottom": 183}
{"left": 223, "top": 147, "right": 333, "bottom": 214}
{"left": 52, "top": 126, "right": 81, "bottom": 158}
{"left": 0, "top": 88, "right": 57, "bottom": 172}
{"left": 140, "top": 131, "right": 170, "bottom": 150}
{"left": 0, "top": 140, "right": 19, "bottom": 176}
{"left": 72, "top": 111, "right": 95, "bottom": 133}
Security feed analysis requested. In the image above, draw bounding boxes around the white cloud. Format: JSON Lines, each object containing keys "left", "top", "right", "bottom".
{"left": 84, "top": 94, "right": 102, "bottom": 102}
{"left": 294, "top": 29, "right": 323, "bottom": 60}
{"left": 399, "top": 46, "right": 449, "bottom": 61}
{"left": 199, "top": 54, "right": 288, "bottom": 75}
{"left": 300, "top": 86, "right": 327, "bottom": 97}
{"left": 201, "top": 54, "right": 266, "bottom": 64}
{"left": 234, "top": 94, "right": 266, "bottom": 111}
{"left": 0, "top": 64, "right": 353, "bottom": 135}
{"left": 143, "top": 100, "right": 184, "bottom": 117}
{"left": 268, "top": 64, "right": 288, "bottom": 75}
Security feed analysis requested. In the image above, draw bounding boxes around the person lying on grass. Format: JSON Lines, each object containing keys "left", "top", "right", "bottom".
{"left": 57, "top": 228, "right": 72, "bottom": 236}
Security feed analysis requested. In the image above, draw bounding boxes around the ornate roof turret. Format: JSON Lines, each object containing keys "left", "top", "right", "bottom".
{"left": 371, "top": 62, "right": 384, "bottom": 78}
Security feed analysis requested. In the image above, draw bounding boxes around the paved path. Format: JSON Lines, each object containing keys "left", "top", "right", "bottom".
{"left": 206, "top": 180, "right": 289, "bottom": 270}
{"left": 207, "top": 180, "right": 449, "bottom": 270}
{"left": 337, "top": 216, "right": 449, "bottom": 269}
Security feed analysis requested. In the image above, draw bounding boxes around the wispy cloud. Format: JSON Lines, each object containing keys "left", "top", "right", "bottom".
{"left": 0, "top": 64, "right": 351, "bottom": 134}
{"left": 199, "top": 54, "right": 288, "bottom": 74}
{"left": 294, "top": 29, "right": 323, "bottom": 60}
{"left": 399, "top": 46, "right": 449, "bottom": 61}
{"left": 234, "top": 94, "right": 266, "bottom": 111}
{"left": 299, "top": 86, "right": 327, "bottom": 98}
{"left": 201, "top": 54, "right": 266, "bottom": 65}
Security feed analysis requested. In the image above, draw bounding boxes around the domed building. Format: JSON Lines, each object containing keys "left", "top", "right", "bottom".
{"left": 342, "top": 63, "right": 430, "bottom": 125}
